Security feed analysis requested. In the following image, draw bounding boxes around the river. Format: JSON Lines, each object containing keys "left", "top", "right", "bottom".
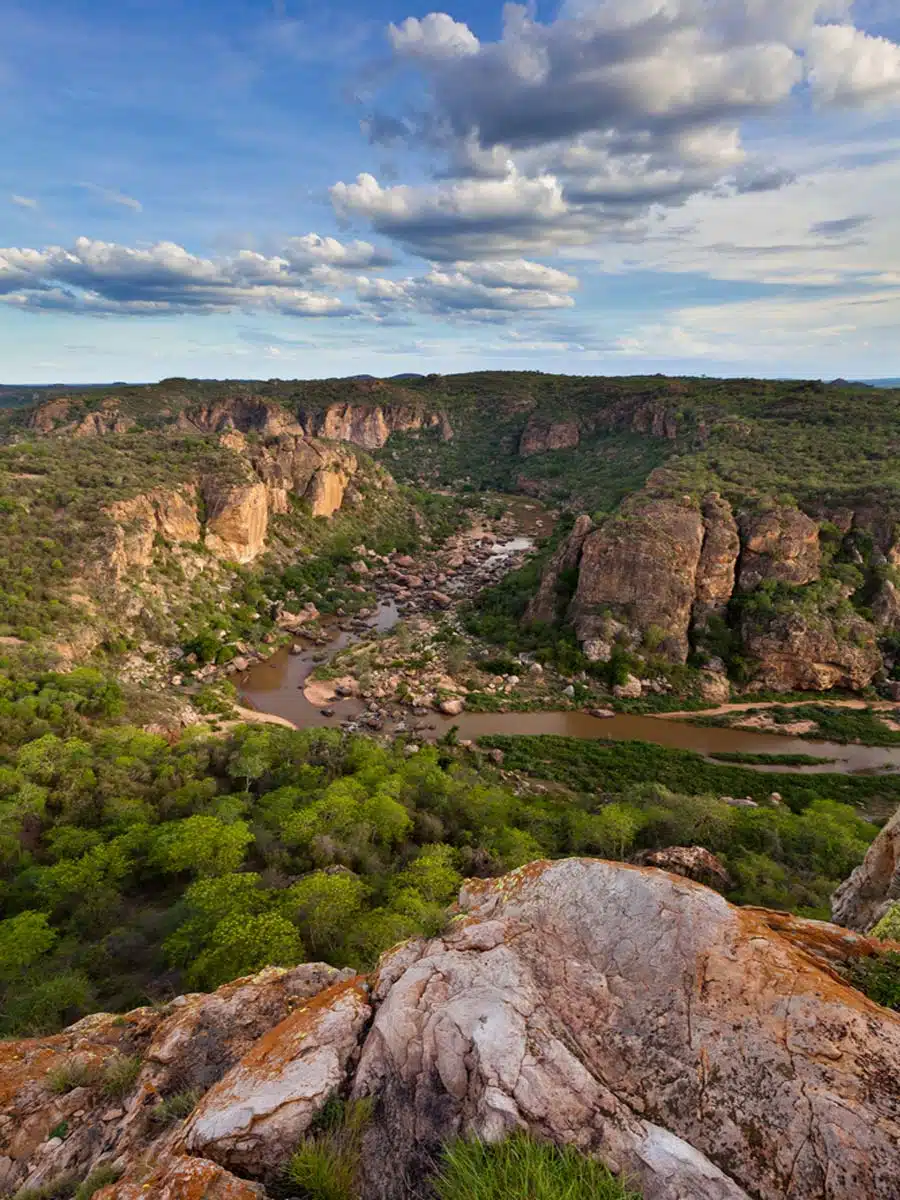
{"left": 237, "top": 499, "right": 900, "bottom": 776}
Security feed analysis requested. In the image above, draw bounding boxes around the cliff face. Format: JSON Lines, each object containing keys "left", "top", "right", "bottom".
{"left": 549, "top": 488, "right": 891, "bottom": 692}
{"left": 525, "top": 514, "right": 593, "bottom": 625}
{"left": 296, "top": 402, "right": 453, "bottom": 450}
{"left": 99, "top": 435, "right": 361, "bottom": 577}
{"left": 3, "top": 860, "right": 899, "bottom": 1200}
{"left": 832, "top": 807, "right": 900, "bottom": 931}
{"left": 569, "top": 497, "right": 705, "bottom": 663}
{"left": 518, "top": 416, "right": 581, "bottom": 457}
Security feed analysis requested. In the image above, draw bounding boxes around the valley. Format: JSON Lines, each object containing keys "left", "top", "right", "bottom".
{"left": 2, "top": 373, "right": 900, "bottom": 1200}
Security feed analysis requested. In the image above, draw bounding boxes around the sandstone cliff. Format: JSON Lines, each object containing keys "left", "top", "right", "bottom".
{"left": 525, "top": 514, "right": 593, "bottom": 625}
{"left": 569, "top": 497, "right": 705, "bottom": 663}
{"left": 518, "top": 416, "right": 581, "bottom": 457}
{"left": 3, "top": 860, "right": 899, "bottom": 1200}
{"left": 296, "top": 402, "right": 453, "bottom": 450}
{"left": 98, "top": 435, "right": 361, "bottom": 579}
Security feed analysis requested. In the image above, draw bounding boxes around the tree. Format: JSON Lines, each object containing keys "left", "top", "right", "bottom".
{"left": 0, "top": 910, "right": 57, "bottom": 978}
{"left": 285, "top": 871, "right": 368, "bottom": 959}
{"left": 187, "top": 911, "right": 304, "bottom": 991}
{"left": 151, "top": 815, "right": 253, "bottom": 877}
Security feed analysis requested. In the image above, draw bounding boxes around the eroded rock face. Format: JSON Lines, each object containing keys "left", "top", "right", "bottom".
{"left": 181, "top": 396, "right": 303, "bottom": 439}
{"left": 741, "top": 610, "right": 880, "bottom": 692}
{"left": 183, "top": 977, "right": 371, "bottom": 1179}
{"left": 95, "top": 1155, "right": 264, "bottom": 1200}
{"left": 569, "top": 499, "right": 704, "bottom": 663}
{"left": 297, "top": 403, "right": 452, "bottom": 450}
{"left": 519, "top": 417, "right": 580, "bottom": 457}
{"left": 203, "top": 481, "right": 270, "bottom": 564}
{"left": 105, "top": 487, "right": 202, "bottom": 579}
{"left": 525, "top": 514, "right": 592, "bottom": 625}
{"left": 832, "top": 806, "right": 900, "bottom": 931}
{"left": 353, "top": 859, "right": 900, "bottom": 1200}
{"left": 738, "top": 507, "right": 821, "bottom": 591}
{"left": 693, "top": 494, "right": 740, "bottom": 628}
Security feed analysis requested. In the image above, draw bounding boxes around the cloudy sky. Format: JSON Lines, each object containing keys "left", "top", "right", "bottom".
{"left": 3, "top": 0, "right": 900, "bottom": 382}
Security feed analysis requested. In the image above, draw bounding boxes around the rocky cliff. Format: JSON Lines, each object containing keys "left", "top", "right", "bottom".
{"left": 98, "top": 434, "right": 361, "bottom": 578}
{"left": 536, "top": 486, "right": 891, "bottom": 692}
{"left": 296, "top": 402, "right": 453, "bottom": 450}
{"left": 2, "top": 859, "right": 898, "bottom": 1200}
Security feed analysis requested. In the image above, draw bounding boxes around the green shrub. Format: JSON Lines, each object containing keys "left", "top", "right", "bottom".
{"left": 46, "top": 1058, "right": 99, "bottom": 1095}
{"left": 434, "top": 1133, "right": 641, "bottom": 1200}
{"left": 100, "top": 1053, "right": 142, "bottom": 1099}
{"left": 285, "top": 1096, "right": 373, "bottom": 1200}
{"left": 846, "top": 951, "right": 900, "bottom": 1010}
{"left": 872, "top": 902, "right": 900, "bottom": 941}
{"left": 11, "top": 1174, "right": 78, "bottom": 1200}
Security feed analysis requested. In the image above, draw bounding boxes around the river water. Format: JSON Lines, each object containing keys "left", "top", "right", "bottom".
{"left": 237, "top": 499, "right": 900, "bottom": 776}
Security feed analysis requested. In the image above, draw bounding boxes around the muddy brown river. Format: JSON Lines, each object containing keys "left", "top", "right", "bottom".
{"left": 238, "top": 606, "right": 900, "bottom": 776}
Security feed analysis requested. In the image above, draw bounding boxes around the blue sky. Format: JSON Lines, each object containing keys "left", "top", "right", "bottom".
{"left": 2, "top": 0, "right": 900, "bottom": 382}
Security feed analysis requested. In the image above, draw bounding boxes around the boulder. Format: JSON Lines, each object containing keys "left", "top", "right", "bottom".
{"left": 613, "top": 674, "right": 643, "bottom": 700}
{"left": 183, "top": 977, "right": 371, "bottom": 1179}
{"left": 633, "top": 846, "right": 732, "bottom": 892}
{"left": 832, "top": 806, "right": 900, "bottom": 932}
{"left": 95, "top": 1155, "right": 264, "bottom": 1199}
{"left": 439, "top": 697, "right": 465, "bottom": 716}
{"left": 698, "top": 671, "right": 731, "bottom": 704}
{"left": 352, "top": 859, "right": 900, "bottom": 1200}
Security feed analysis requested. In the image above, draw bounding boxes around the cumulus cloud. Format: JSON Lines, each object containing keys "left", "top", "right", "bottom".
{"left": 807, "top": 24, "right": 900, "bottom": 105}
{"left": 10, "top": 194, "right": 38, "bottom": 209}
{"left": 0, "top": 235, "right": 392, "bottom": 317}
{"left": 345, "top": 0, "right": 900, "bottom": 259}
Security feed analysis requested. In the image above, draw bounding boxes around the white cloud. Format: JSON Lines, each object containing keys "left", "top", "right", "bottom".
{"left": 807, "top": 24, "right": 900, "bottom": 105}
{"left": 9, "top": 194, "right": 38, "bottom": 210}
{"left": 388, "top": 13, "right": 479, "bottom": 61}
{"left": 347, "top": 0, "right": 900, "bottom": 261}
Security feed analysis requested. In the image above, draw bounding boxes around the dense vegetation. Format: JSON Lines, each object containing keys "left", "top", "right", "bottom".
{"left": 695, "top": 705, "right": 900, "bottom": 746}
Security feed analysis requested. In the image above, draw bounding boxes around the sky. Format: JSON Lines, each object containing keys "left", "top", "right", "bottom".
{"left": 2, "top": 0, "right": 900, "bottom": 383}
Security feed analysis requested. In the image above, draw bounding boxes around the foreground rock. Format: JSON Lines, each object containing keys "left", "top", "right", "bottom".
{"left": 832, "top": 805, "right": 900, "bottom": 931}
{"left": 353, "top": 860, "right": 900, "bottom": 1200}
{"left": 632, "top": 845, "right": 732, "bottom": 892}
{"left": 3, "top": 862, "right": 900, "bottom": 1200}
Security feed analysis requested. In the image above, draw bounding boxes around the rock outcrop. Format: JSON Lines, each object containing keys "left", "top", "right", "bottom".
{"left": 297, "top": 403, "right": 452, "bottom": 450}
{"left": 27, "top": 398, "right": 135, "bottom": 438}
{"left": 353, "top": 860, "right": 900, "bottom": 1200}
{"left": 99, "top": 436, "right": 363, "bottom": 579}
{"left": 3, "top": 861, "right": 900, "bottom": 1200}
{"left": 832, "top": 806, "right": 900, "bottom": 931}
{"left": 519, "top": 417, "right": 580, "bottom": 457}
{"left": 737, "top": 507, "right": 821, "bottom": 591}
{"left": 180, "top": 396, "right": 303, "bottom": 439}
{"left": 525, "top": 514, "right": 592, "bottom": 625}
{"left": 569, "top": 498, "right": 704, "bottom": 663}
{"left": 740, "top": 609, "right": 881, "bottom": 692}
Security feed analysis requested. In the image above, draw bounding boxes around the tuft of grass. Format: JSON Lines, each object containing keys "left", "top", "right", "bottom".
{"left": 149, "top": 1088, "right": 202, "bottom": 1125}
{"left": 100, "top": 1053, "right": 142, "bottom": 1100}
{"left": 434, "top": 1133, "right": 641, "bottom": 1200}
{"left": 73, "top": 1165, "right": 122, "bottom": 1200}
{"left": 46, "top": 1058, "right": 99, "bottom": 1095}
{"left": 47, "top": 1121, "right": 69, "bottom": 1142}
{"left": 285, "top": 1096, "right": 373, "bottom": 1200}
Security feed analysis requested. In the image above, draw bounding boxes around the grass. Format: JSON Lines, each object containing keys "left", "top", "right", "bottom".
{"left": 480, "top": 734, "right": 900, "bottom": 814}
{"left": 100, "top": 1053, "right": 142, "bottom": 1099}
{"left": 434, "top": 1133, "right": 641, "bottom": 1200}
{"left": 46, "top": 1058, "right": 99, "bottom": 1095}
{"left": 694, "top": 706, "right": 900, "bottom": 747}
{"left": 73, "top": 1167, "right": 122, "bottom": 1200}
{"left": 9, "top": 1166, "right": 121, "bottom": 1200}
{"left": 149, "top": 1088, "right": 202, "bottom": 1125}
{"left": 285, "top": 1096, "right": 373, "bottom": 1200}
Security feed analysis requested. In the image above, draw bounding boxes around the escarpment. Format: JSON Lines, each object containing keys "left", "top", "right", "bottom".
{"left": 296, "top": 401, "right": 453, "bottom": 450}
{"left": 3, "top": 859, "right": 899, "bottom": 1200}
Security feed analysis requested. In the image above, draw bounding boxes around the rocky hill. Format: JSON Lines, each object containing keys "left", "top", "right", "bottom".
{"left": 2, "top": 858, "right": 898, "bottom": 1200}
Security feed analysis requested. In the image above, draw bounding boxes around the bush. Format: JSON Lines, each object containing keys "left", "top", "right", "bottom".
{"left": 872, "top": 902, "right": 900, "bottom": 942}
{"left": 434, "top": 1133, "right": 641, "bottom": 1200}
{"left": 846, "top": 952, "right": 900, "bottom": 1011}
{"left": 150, "top": 1088, "right": 203, "bottom": 1125}
{"left": 73, "top": 1166, "right": 122, "bottom": 1200}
